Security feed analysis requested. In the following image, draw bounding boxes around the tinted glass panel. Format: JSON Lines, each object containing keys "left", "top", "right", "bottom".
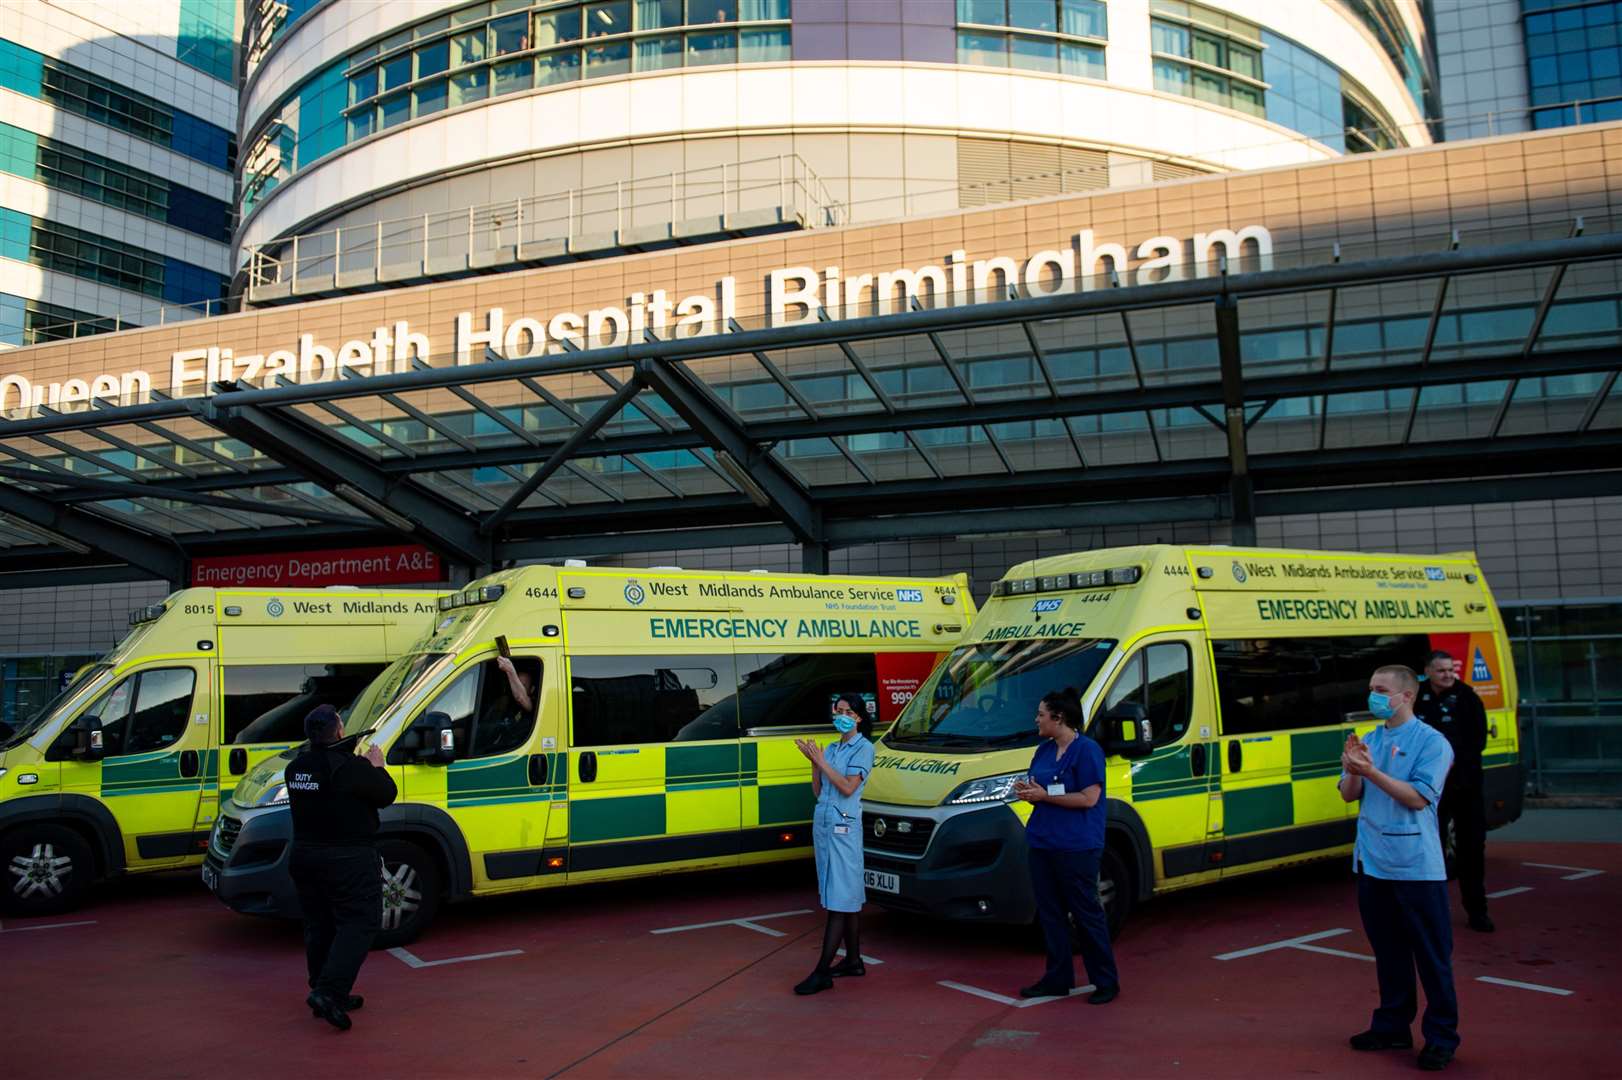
{"left": 225, "top": 663, "right": 387, "bottom": 744}
{"left": 571, "top": 654, "right": 739, "bottom": 745}
{"left": 113, "top": 668, "right": 196, "bottom": 756}
{"left": 422, "top": 657, "right": 542, "bottom": 758}
{"left": 1212, "top": 635, "right": 1430, "bottom": 735}
{"left": 1099, "top": 642, "right": 1192, "bottom": 747}
{"left": 737, "top": 652, "right": 880, "bottom": 734}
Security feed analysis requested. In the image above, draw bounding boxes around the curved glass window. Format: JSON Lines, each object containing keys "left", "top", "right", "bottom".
{"left": 1149, "top": 0, "right": 1265, "bottom": 117}
{"left": 957, "top": 0, "right": 1107, "bottom": 78}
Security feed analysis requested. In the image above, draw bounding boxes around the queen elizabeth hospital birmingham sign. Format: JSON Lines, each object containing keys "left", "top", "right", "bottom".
{"left": 0, "top": 226, "right": 1271, "bottom": 413}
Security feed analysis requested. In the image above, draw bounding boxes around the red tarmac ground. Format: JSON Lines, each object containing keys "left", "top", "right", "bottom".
{"left": 6, "top": 840, "right": 1619, "bottom": 1079}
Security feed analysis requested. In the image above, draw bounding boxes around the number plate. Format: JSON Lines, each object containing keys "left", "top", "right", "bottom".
{"left": 201, "top": 864, "right": 218, "bottom": 892}
{"left": 863, "top": 869, "right": 899, "bottom": 894}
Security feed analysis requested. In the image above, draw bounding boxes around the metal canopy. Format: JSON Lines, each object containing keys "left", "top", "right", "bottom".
{"left": 3, "top": 230, "right": 1622, "bottom": 588}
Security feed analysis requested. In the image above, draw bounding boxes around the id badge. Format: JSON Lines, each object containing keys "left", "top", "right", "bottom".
{"left": 1047, "top": 783, "right": 1065, "bottom": 796}
{"left": 833, "top": 824, "right": 850, "bottom": 835}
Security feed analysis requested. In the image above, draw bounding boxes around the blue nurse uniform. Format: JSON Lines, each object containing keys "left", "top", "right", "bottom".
{"left": 812, "top": 734, "right": 874, "bottom": 913}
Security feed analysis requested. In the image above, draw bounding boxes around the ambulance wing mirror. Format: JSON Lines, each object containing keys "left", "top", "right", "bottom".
{"left": 53, "top": 715, "right": 106, "bottom": 762}
{"left": 1096, "top": 702, "right": 1153, "bottom": 760}
{"left": 402, "top": 710, "right": 456, "bottom": 765}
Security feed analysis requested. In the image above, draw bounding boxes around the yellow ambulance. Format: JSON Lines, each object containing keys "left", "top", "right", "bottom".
{"left": 859, "top": 545, "right": 1521, "bottom": 936}
{"left": 211, "top": 564, "right": 973, "bottom": 944}
{"left": 0, "top": 587, "right": 443, "bottom": 915}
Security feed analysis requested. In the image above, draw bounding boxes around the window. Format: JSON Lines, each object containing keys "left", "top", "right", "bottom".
{"left": 381, "top": 54, "right": 413, "bottom": 91}
{"left": 736, "top": 653, "right": 881, "bottom": 735}
{"left": 1009, "top": 0, "right": 1057, "bottom": 32}
{"left": 1096, "top": 642, "right": 1192, "bottom": 748}
{"left": 635, "top": 0, "right": 683, "bottom": 29}
{"left": 959, "top": 0, "right": 1007, "bottom": 25}
{"left": 421, "top": 657, "right": 542, "bottom": 759}
{"left": 88, "top": 668, "right": 196, "bottom": 757}
{"left": 958, "top": 31, "right": 1008, "bottom": 66}
{"left": 1009, "top": 35, "right": 1058, "bottom": 72}
{"left": 957, "top": 0, "right": 1106, "bottom": 75}
{"left": 1212, "top": 635, "right": 1430, "bottom": 735}
{"left": 415, "top": 78, "right": 449, "bottom": 116}
{"left": 570, "top": 654, "right": 739, "bottom": 746}
{"left": 740, "top": 28, "right": 789, "bottom": 62}
{"left": 451, "top": 29, "right": 488, "bottom": 67}
{"left": 585, "top": 1, "right": 631, "bottom": 36}
{"left": 740, "top": 0, "right": 789, "bottom": 18}
{"left": 535, "top": 8, "right": 583, "bottom": 46}
{"left": 450, "top": 67, "right": 490, "bottom": 105}
{"left": 1149, "top": 1, "right": 1264, "bottom": 115}
{"left": 636, "top": 34, "right": 682, "bottom": 69}
{"left": 491, "top": 12, "right": 530, "bottom": 54}
{"left": 686, "top": 29, "right": 737, "bottom": 64}
{"left": 586, "top": 39, "right": 632, "bottom": 77}
{"left": 416, "top": 40, "right": 451, "bottom": 78}
{"left": 351, "top": 67, "right": 379, "bottom": 103}
{"left": 688, "top": 0, "right": 734, "bottom": 23}
{"left": 223, "top": 663, "right": 387, "bottom": 744}
{"left": 379, "top": 90, "right": 411, "bottom": 128}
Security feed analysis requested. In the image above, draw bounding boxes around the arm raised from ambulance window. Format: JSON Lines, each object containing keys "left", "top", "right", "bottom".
{"left": 495, "top": 656, "right": 533, "bottom": 714}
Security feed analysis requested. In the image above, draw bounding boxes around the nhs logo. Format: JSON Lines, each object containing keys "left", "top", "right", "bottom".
{"left": 1033, "top": 598, "right": 1063, "bottom": 613}
{"left": 896, "top": 588, "right": 924, "bottom": 603}
{"left": 1424, "top": 567, "right": 1446, "bottom": 581}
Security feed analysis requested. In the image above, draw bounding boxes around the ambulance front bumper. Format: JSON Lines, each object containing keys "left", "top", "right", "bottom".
{"left": 203, "top": 805, "right": 302, "bottom": 920}
{"left": 861, "top": 801, "right": 1035, "bottom": 924}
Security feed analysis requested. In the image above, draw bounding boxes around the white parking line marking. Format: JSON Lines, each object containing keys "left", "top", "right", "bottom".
{"left": 650, "top": 909, "right": 813, "bottom": 937}
{"left": 938, "top": 980, "right": 1093, "bottom": 1008}
{"left": 1293, "top": 943, "right": 1376, "bottom": 962}
{"left": 1523, "top": 862, "right": 1606, "bottom": 881}
{"left": 835, "top": 948, "right": 883, "bottom": 965}
{"left": 1214, "top": 928, "right": 1353, "bottom": 961}
{"left": 1487, "top": 886, "right": 1535, "bottom": 899}
{"left": 388, "top": 946, "right": 523, "bottom": 969}
{"left": 0, "top": 920, "right": 97, "bottom": 934}
{"left": 1476, "top": 976, "right": 1574, "bottom": 997}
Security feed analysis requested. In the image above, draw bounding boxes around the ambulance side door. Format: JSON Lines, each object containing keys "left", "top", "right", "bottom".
{"left": 1094, "top": 636, "right": 1219, "bottom": 887}
{"left": 56, "top": 663, "right": 212, "bottom": 869}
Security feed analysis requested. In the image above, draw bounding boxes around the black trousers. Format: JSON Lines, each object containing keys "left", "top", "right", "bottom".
{"left": 1028, "top": 846, "right": 1119, "bottom": 993}
{"left": 1437, "top": 783, "right": 1488, "bottom": 919}
{"left": 290, "top": 843, "right": 382, "bottom": 1000}
{"left": 1357, "top": 873, "right": 1459, "bottom": 1051}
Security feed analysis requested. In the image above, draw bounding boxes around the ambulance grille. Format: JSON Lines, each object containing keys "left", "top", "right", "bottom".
{"left": 863, "top": 813, "right": 934, "bottom": 857}
{"left": 212, "top": 815, "right": 242, "bottom": 860}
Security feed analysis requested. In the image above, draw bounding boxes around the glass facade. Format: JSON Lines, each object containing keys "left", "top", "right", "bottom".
{"left": 955, "top": 0, "right": 1108, "bottom": 78}
{"left": 1523, "top": 0, "right": 1622, "bottom": 129}
{"left": 0, "top": 654, "right": 98, "bottom": 734}
{"left": 1504, "top": 599, "right": 1622, "bottom": 795}
{"left": 0, "top": 208, "right": 227, "bottom": 305}
{"left": 1149, "top": 0, "right": 1265, "bottom": 117}
{"left": 1261, "top": 31, "right": 1345, "bottom": 151}
{"left": 0, "top": 293, "right": 119, "bottom": 347}
{"left": 243, "top": 0, "right": 792, "bottom": 217}
{"left": 0, "top": 122, "right": 232, "bottom": 242}
{"left": 0, "top": 39, "right": 235, "bottom": 171}
{"left": 1335, "top": 0, "right": 1431, "bottom": 119}
{"left": 176, "top": 0, "right": 237, "bottom": 82}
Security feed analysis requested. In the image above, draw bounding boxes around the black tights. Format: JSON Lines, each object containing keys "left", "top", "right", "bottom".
{"left": 814, "top": 911, "right": 861, "bottom": 973}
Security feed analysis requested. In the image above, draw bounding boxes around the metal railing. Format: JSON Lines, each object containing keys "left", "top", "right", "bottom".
{"left": 243, "top": 154, "right": 845, "bottom": 296}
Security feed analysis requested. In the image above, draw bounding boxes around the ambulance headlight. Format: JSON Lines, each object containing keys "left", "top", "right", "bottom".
{"left": 256, "top": 783, "right": 290, "bottom": 806}
{"left": 945, "top": 772, "right": 1025, "bottom": 805}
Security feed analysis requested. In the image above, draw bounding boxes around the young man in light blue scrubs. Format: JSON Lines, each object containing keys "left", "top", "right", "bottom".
{"left": 1339, "top": 664, "right": 1458, "bottom": 1072}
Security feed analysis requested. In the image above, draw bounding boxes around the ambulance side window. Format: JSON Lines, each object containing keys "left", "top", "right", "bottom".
{"left": 570, "top": 654, "right": 739, "bottom": 746}
{"left": 735, "top": 653, "right": 879, "bottom": 735}
{"left": 89, "top": 668, "right": 196, "bottom": 757}
{"left": 1211, "top": 634, "right": 1430, "bottom": 735}
{"left": 420, "top": 658, "right": 541, "bottom": 759}
{"left": 224, "top": 663, "right": 387, "bottom": 744}
{"left": 1098, "top": 643, "right": 1191, "bottom": 748}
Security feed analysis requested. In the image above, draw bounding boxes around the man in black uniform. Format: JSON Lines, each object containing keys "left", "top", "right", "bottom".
{"left": 286, "top": 705, "right": 398, "bottom": 1030}
{"left": 1415, "top": 651, "right": 1493, "bottom": 933}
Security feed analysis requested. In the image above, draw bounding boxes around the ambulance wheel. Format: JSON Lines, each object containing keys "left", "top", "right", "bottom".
{"left": 374, "top": 838, "right": 441, "bottom": 949}
{"left": 1, "top": 824, "right": 92, "bottom": 917}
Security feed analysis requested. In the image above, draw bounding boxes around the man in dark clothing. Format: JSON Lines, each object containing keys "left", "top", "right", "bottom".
{"left": 286, "top": 705, "right": 398, "bottom": 1030}
{"left": 1415, "top": 651, "right": 1493, "bottom": 933}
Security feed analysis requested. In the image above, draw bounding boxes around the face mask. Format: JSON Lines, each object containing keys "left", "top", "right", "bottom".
{"left": 1368, "top": 692, "right": 1397, "bottom": 720}
{"left": 832, "top": 714, "right": 857, "bottom": 734}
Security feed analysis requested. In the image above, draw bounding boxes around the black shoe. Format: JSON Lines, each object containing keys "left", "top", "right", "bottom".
{"left": 794, "top": 971, "right": 834, "bottom": 996}
{"left": 1417, "top": 1044, "right": 1455, "bottom": 1071}
{"left": 1349, "top": 1030, "right": 1413, "bottom": 1051}
{"left": 308, "top": 994, "right": 363, "bottom": 1014}
{"left": 306, "top": 991, "right": 352, "bottom": 1031}
{"left": 1019, "top": 981, "right": 1069, "bottom": 999}
{"left": 828, "top": 960, "right": 866, "bottom": 978}
{"left": 1468, "top": 914, "right": 1495, "bottom": 933}
{"left": 1088, "top": 985, "right": 1119, "bottom": 1005}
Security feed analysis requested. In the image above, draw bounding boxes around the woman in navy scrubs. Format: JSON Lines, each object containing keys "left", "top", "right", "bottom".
{"left": 792, "top": 691, "right": 875, "bottom": 996}
{"left": 1012, "top": 689, "right": 1120, "bottom": 1003}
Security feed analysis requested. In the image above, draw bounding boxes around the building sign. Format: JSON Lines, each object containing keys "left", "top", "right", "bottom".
{"left": 189, "top": 544, "right": 442, "bottom": 587}
{"left": 0, "top": 226, "right": 1273, "bottom": 413}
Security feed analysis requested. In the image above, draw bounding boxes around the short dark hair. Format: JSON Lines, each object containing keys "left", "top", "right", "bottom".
{"left": 304, "top": 704, "right": 342, "bottom": 746}
{"left": 1039, "top": 688, "right": 1084, "bottom": 731}
{"left": 1425, "top": 650, "right": 1455, "bottom": 667}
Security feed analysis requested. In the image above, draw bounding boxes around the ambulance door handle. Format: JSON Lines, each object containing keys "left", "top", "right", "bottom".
{"left": 1227, "top": 740, "right": 1242, "bottom": 774}
{"left": 180, "top": 750, "right": 200, "bottom": 778}
{"left": 578, "top": 751, "right": 598, "bottom": 783}
{"left": 1190, "top": 743, "right": 1206, "bottom": 777}
{"left": 1488, "top": 723, "right": 1498, "bottom": 738}
{"left": 228, "top": 748, "right": 247, "bottom": 775}
{"left": 529, "top": 753, "right": 549, "bottom": 786}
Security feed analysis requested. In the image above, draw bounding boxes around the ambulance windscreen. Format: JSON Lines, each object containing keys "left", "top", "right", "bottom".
{"left": 886, "top": 638, "right": 1116, "bottom": 750}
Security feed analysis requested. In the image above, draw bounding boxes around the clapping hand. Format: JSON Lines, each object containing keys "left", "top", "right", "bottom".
{"left": 1012, "top": 778, "right": 1044, "bottom": 804}
{"left": 1341, "top": 732, "right": 1372, "bottom": 777}
{"left": 794, "top": 737, "right": 825, "bottom": 765}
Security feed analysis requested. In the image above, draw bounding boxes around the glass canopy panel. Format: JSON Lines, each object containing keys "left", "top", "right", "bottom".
{"left": 1407, "top": 381, "right": 1511, "bottom": 443}
{"left": 1499, "top": 373, "right": 1612, "bottom": 437}
{"left": 289, "top": 402, "right": 392, "bottom": 457}
{"left": 1587, "top": 377, "right": 1622, "bottom": 430}
{"left": 416, "top": 469, "right": 507, "bottom": 510}
{"left": 912, "top": 426, "right": 1010, "bottom": 477}
{"left": 1432, "top": 266, "right": 1546, "bottom": 362}
{"left": 538, "top": 459, "right": 620, "bottom": 505}
{"left": 1068, "top": 411, "right": 1160, "bottom": 467}
{"left": 1237, "top": 292, "right": 1328, "bottom": 377}
{"left": 343, "top": 387, "right": 473, "bottom": 454}
{"left": 845, "top": 335, "right": 967, "bottom": 411}
{"left": 1125, "top": 303, "right": 1219, "bottom": 386}
{"left": 1328, "top": 278, "right": 1444, "bottom": 369}
{"left": 1321, "top": 387, "right": 1416, "bottom": 449}
{"left": 1030, "top": 313, "right": 1140, "bottom": 395}
{"left": 636, "top": 448, "right": 736, "bottom": 497}
{"left": 1155, "top": 407, "right": 1229, "bottom": 460}
{"left": 252, "top": 483, "right": 373, "bottom": 523}
{"left": 931, "top": 323, "right": 1040, "bottom": 403}
{"left": 683, "top": 353, "right": 807, "bottom": 422}
{"left": 84, "top": 422, "right": 211, "bottom": 480}
{"left": 1245, "top": 396, "right": 1323, "bottom": 455}
{"left": 986, "top": 419, "right": 1083, "bottom": 472}
{"left": 1532, "top": 287, "right": 1622, "bottom": 354}
{"left": 769, "top": 343, "right": 887, "bottom": 417}
{"left": 769, "top": 439, "right": 871, "bottom": 487}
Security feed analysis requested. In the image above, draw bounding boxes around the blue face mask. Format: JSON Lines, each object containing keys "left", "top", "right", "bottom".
{"left": 832, "top": 714, "right": 857, "bottom": 734}
{"left": 1368, "top": 691, "right": 1396, "bottom": 720}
